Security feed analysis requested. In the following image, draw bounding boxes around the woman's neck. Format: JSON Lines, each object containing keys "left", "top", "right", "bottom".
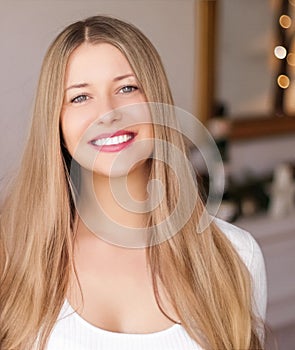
{"left": 75, "top": 162, "right": 152, "bottom": 247}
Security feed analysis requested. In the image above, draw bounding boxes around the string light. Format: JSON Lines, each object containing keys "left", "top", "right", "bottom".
{"left": 277, "top": 75, "right": 290, "bottom": 89}
{"left": 279, "top": 15, "right": 292, "bottom": 28}
{"left": 274, "top": 45, "right": 287, "bottom": 59}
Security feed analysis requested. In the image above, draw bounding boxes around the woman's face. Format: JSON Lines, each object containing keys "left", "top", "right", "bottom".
{"left": 61, "top": 42, "right": 154, "bottom": 177}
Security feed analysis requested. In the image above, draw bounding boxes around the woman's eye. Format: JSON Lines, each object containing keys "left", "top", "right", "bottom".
{"left": 119, "top": 85, "right": 138, "bottom": 94}
{"left": 71, "top": 95, "right": 89, "bottom": 104}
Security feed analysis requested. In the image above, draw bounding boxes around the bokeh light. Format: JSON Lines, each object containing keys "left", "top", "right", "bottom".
{"left": 279, "top": 15, "right": 292, "bottom": 28}
{"left": 277, "top": 74, "right": 290, "bottom": 89}
{"left": 274, "top": 45, "right": 287, "bottom": 59}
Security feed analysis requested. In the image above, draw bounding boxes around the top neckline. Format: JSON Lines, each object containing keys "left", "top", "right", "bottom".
{"left": 63, "top": 299, "right": 182, "bottom": 338}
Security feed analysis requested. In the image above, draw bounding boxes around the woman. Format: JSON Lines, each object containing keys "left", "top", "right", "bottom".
{"left": 0, "top": 15, "right": 267, "bottom": 350}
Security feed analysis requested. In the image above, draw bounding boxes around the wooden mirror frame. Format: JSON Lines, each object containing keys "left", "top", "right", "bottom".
{"left": 195, "top": 0, "right": 295, "bottom": 140}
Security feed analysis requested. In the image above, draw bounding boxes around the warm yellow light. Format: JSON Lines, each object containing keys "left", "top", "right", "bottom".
{"left": 279, "top": 15, "right": 292, "bottom": 28}
{"left": 287, "top": 53, "right": 295, "bottom": 66}
{"left": 274, "top": 46, "right": 287, "bottom": 59}
{"left": 277, "top": 75, "right": 290, "bottom": 89}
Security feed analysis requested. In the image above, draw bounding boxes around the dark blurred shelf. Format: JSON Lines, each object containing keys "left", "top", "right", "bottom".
{"left": 229, "top": 115, "right": 295, "bottom": 140}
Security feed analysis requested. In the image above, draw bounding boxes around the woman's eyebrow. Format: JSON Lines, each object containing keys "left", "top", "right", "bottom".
{"left": 65, "top": 83, "right": 89, "bottom": 91}
{"left": 113, "top": 73, "right": 135, "bottom": 82}
{"left": 65, "top": 74, "right": 135, "bottom": 91}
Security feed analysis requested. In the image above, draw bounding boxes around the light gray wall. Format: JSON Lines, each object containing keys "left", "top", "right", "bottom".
{"left": 0, "top": 0, "right": 195, "bottom": 187}
{"left": 217, "top": 0, "right": 274, "bottom": 117}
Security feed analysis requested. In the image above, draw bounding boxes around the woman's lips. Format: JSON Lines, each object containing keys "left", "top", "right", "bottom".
{"left": 89, "top": 130, "right": 137, "bottom": 153}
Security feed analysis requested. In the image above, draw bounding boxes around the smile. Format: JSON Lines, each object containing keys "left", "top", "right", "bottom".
{"left": 89, "top": 130, "right": 137, "bottom": 153}
{"left": 92, "top": 133, "right": 133, "bottom": 146}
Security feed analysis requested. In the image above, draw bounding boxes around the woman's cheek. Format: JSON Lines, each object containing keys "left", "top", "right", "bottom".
{"left": 61, "top": 111, "right": 89, "bottom": 154}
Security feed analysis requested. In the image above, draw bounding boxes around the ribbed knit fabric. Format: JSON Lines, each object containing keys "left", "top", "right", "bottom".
{"left": 46, "top": 218, "right": 267, "bottom": 350}
{"left": 46, "top": 300, "right": 201, "bottom": 349}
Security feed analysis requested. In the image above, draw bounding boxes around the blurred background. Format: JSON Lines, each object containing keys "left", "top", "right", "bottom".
{"left": 1, "top": 1, "right": 294, "bottom": 349}
{"left": 193, "top": 1, "right": 295, "bottom": 349}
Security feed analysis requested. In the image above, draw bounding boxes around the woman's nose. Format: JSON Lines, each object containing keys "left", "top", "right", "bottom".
{"left": 96, "top": 99, "right": 122, "bottom": 126}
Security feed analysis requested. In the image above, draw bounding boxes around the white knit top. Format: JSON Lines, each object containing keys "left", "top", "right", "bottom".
{"left": 46, "top": 218, "right": 267, "bottom": 350}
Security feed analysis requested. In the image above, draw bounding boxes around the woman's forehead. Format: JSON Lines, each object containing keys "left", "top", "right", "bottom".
{"left": 65, "top": 43, "right": 133, "bottom": 83}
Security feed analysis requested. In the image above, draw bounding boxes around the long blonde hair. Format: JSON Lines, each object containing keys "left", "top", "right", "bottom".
{"left": 0, "top": 15, "right": 264, "bottom": 349}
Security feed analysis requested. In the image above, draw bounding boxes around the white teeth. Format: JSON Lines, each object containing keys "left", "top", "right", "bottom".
{"left": 93, "top": 134, "right": 133, "bottom": 146}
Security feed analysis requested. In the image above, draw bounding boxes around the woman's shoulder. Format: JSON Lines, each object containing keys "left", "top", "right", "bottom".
{"left": 213, "top": 216, "right": 268, "bottom": 321}
{"left": 213, "top": 216, "right": 263, "bottom": 269}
